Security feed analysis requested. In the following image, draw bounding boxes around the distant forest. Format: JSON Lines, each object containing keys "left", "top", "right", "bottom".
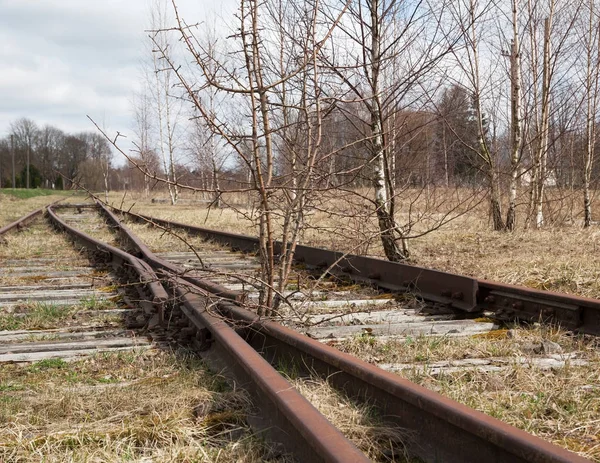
{"left": 0, "top": 118, "right": 111, "bottom": 191}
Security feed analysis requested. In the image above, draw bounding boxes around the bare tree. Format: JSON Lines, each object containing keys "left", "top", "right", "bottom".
{"left": 185, "top": 31, "right": 228, "bottom": 207}
{"left": 580, "top": 0, "right": 600, "bottom": 227}
{"left": 85, "top": 133, "right": 112, "bottom": 201}
{"left": 447, "top": 0, "right": 507, "bottom": 230}
{"left": 320, "top": 0, "right": 457, "bottom": 258}
{"left": 132, "top": 87, "right": 156, "bottom": 198}
{"left": 36, "top": 125, "right": 65, "bottom": 189}
{"left": 141, "top": 0, "right": 344, "bottom": 314}
{"left": 10, "top": 118, "right": 38, "bottom": 189}
{"left": 59, "top": 135, "right": 88, "bottom": 189}
{"left": 521, "top": 0, "right": 581, "bottom": 228}
{"left": 533, "top": 11, "right": 553, "bottom": 228}
{"left": 188, "top": 102, "right": 226, "bottom": 207}
{"left": 148, "top": 0, "right": 183, "bottom": 205}
{"left": 506, "top": 0, "right": 524, "bottom": 231}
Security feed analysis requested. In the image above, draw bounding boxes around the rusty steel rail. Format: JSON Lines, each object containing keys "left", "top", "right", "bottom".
{"left": 46, "top": 204, "right": 168, "bottom": 320}
{"left": 114, "top": 207, "right": 600, "bottom": 335}
{"left": 47, "top": 203, "right": 370, "bottom": 463}
{"left": 170, "top": 278, "right": 369, "bottom": 463}
{"left": 104, "top": 205, "right": 589, "bottom": 462}
{"left": 216, "top": 300, "right": 588, "bottom": 463}
{"left": 0, "top": 198, "right": 68, "bottom": 236}
{"left": 0, "top": 209, "right": 42, "bottom": 236}
{"left": 96, "top": 203, "right": 245, "bottom": 301}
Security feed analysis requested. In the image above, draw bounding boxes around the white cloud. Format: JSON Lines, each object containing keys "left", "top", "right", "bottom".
{"left": 0, "top": 0, "right": 233, "bottom": 149}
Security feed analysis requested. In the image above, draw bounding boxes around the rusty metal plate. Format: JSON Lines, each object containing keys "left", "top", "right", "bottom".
{"left": 479, "top": 280, "right": 600, "bottom": 334}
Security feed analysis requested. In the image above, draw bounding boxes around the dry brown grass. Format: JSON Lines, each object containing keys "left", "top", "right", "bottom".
{"left": 0, "top": 219, "right": 93, "bottom": 293}
{"left": 1, "top": 303, "right": 78, "bottom": 331}
{"left": 285, "top": 374, "right": 411, "bottom": 462}
{"left": 121, "top": 219, "right": 226, "bottom": 255}
{"left": 55, "top": 209, "right": 119, "bottom": 247}
{"left": 335, "top": 326, "right": 600, "bottom": 461}
{"left": 425, "top": 364, "right": 600, "bottom": 460}
{"left": 413, "top": 227, "right": 600, "bottom": 298}
{"left": 0, "top": 192, "right": 85, "bottom": 226}
{"left": 0, "top": 221, "right": 85, "bottom": 263}
{"left": 0, "top": 297, "right": 124, "bottom": 331}
{"left": 335, "top": 323, "right": 589, "bottom": 364}
{"left": 0, "top": 349, "right": 287, "bottom": 462}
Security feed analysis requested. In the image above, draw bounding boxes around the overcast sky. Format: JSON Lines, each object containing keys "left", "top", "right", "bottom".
{"left": 0, "top": 0, "right": 232, "bottom": 159}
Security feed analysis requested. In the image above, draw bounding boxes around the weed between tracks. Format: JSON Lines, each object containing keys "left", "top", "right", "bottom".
{"left": 0, "top": 303, "right": 75, "bottom": 331}
{"left": 334, "top": 324, "right": 584, "bottom": 364}
{"left": 0, "top": 349, "right": 290, "bottom": 462}
{"left": 55, "top": 208, "right": 119, "bottom": 247}
{"left": 0, "top": 300, "right": 122, "bottom": 331}
{"left": 121, "top": 217, "right": 227, "bottom": 255}
{"left": 0, "top": 222, "right": 84, "bottom": 264}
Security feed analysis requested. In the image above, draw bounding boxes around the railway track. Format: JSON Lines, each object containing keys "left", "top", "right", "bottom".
{"left": 113, "top": 206, "right": 600, "bottom": 335}
{"left": 0, "top": 205, "right": 150, "bottom": 363}
{"left": 0, "top": 203, "right": 282, "bottom": 461}
{"left": 0, "top": 199, "right": 594, "bottom": 462}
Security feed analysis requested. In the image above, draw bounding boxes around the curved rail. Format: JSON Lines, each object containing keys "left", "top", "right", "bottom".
{"left": 47, "top": 203, "right": 370, "bottom": 463}
{"left": 101, "top": 202, "right": 589, "bottom": 463}
{"left": 0, "top": 209, "right": 42, "bottom": 236}
{"left": 46, "top": 204, "right": 168, "bottom": 321}
{"left": 97, "top": 204, "right": 244, "bottom": 301}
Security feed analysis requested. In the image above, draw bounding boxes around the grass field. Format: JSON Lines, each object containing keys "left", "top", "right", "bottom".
{"left": 0, "top": 190, "right": 85, "bottom": 225}
{"left": 0, "top": 188, "right": 72, "bottom": 199}
{"left": 4, "top": 189, "right": 600, "bottom": 460}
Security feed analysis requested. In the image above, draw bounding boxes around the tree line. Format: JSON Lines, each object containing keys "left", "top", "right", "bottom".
{"left": 0, "top": 118, "right": 112, "bottom": 192}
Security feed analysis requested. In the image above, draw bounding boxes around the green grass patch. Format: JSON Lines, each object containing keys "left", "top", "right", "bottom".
{"left": 80, "top": 295, "right": 118, "bottom": 311}
{"left": 0, "top": 303, "right": 74, "bottom": 331}
{"left": 0, "top": 188, "right": 72, "bottom": 199}
{"left": 27, "top": 358, "right": 69, "bottom": 373}
{"left": 0, "top": 382, "right": 25, "bottom": 392}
